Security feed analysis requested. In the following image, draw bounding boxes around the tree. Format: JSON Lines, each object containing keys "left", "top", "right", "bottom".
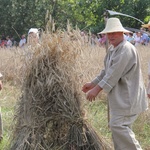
{"left": 0, "top": 0, "right": 150, "bottom": 41}
{"left": 0, "top": 0, "right": 13, "bottom": 36}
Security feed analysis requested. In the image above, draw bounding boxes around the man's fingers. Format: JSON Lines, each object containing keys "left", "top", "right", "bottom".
{"left": 86, "top": 94, "right": 95, "bottom": 102}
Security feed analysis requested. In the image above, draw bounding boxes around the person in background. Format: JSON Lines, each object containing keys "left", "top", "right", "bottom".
{"left": 123, "top": 32, "right": 129, "bottom": 40}
{"left": 127, "top": 32, "right": 135, "bottom": 45}
{"left": 98, "top": 33, "right": 107, "bottom": 47}
{"left": 0, "top": 73, "right": 3, "bottom": 142}
{"left": 0, "top": 40, "right": 7, "bottom": 48}
{"left": 82, "top": 18, "right": 148, "bottom": 150}
{"left": 25, "top": 28, "right": 41, "bottom": 59}
{"left": 27, "top": 28, "right": 40, "bottom": 46}
{"left": 140, "top": 30, "right": 149, "bottom": 46}
{"left": 134, "top": 32, "right": 141, "bottom": 47}
{"left": 6, "top": 36, "right": 13, "bottom": 48}
{"left": 19, "top": 34, "right": 26, "bottom": 48}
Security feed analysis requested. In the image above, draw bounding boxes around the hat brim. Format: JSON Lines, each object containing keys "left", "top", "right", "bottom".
{"left": 141, "top": 24, "right": 150, "bottom": 28}
{"left": 98, "top": 28, "right": 131, "bottom": 34}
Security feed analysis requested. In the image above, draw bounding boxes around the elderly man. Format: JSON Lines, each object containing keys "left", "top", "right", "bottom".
{"left": 82, "top": 18, "right": 148, "bottom": 150}
{"left": 0, "top": 73, "right": 3, "bottom": 142}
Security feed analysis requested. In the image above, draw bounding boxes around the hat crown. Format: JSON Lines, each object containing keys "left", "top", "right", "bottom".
{"left": 141, "top": 21, "right": 150, "bottom": 28}
{"left": 105, "top": 18, "right": 123, "bottom": 29}
{"left": 99, "top": 17, "right": 130, "bottom": 34}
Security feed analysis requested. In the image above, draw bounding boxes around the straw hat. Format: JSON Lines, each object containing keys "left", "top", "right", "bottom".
{"left": 99, "top": 17, "right": 130, "bottom": 34}
{"left": 141, "top": 21, "right": 150, "bottom": 28}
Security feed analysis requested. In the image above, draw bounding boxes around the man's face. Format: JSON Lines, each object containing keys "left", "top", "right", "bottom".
{"left": 107, "top": 32, "right": 124, "bottom": 47}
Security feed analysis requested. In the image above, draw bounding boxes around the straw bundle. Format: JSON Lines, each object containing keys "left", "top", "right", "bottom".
{"left": 10, "top": 32, "right": 111, "bottom": 150}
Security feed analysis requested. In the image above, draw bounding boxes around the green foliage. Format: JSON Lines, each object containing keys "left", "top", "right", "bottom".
{"left": 0, "top": 0, "right": 150, "bottom": 41}
{"left": 0, "top": 0, "right": 13, "bottom": 35}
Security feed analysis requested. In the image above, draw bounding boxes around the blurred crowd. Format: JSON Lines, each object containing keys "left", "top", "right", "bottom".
{"left": 0, "top": 28, "right": 41, "bottom": 49}
{"left": 80, "top": 28, "right": 150, "bottom": 48}
{"left": 0, "top": 22, "right": 150, "bottom": 49}
{"left": 124, "top": 30, "right": 150, "bottom": 46}
{"left": 0, "top": 33, "right": 26, "bottom": 48}
{"left": 0, "top": 34, "right": 16, "bottom": 48}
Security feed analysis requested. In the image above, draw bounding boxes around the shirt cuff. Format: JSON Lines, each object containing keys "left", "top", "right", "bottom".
{"left": 98, "top": 79, "right": 112, "bottom": 93}
{"left": 92, "top": 77, "right": 101, "bottom": 85}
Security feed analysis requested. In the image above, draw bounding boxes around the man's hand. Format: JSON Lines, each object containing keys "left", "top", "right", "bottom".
{"left": 86, "top": 85, "right": 103, "bottom": 102}
{"left": 82, "top": 82, "right": 95, "bottom": 93}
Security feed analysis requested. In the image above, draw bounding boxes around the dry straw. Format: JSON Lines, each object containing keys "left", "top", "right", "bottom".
{"left": 9, "top": 31, "right": 112, "bottom": 150}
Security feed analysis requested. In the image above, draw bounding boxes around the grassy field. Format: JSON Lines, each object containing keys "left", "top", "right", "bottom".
{"left": 0, "top": 83, "right": 20, "bottom": 150}
{"left": 0, "top": 38, "right": 150, "bottom": 149}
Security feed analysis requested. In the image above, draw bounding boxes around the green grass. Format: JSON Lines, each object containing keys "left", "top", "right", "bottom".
{"left": 85, "top": 100, "right": 111, "bottom": 136}
{"left": 133, "top": 116, "right": 150, "bottom": 149}
{"left": 0, "top": 83, "right": 150, "bottom": 150}
{"left": 84, "top": 99, "right": 112, "bottom": 146}
{"left": 85, "top": 99, "right": 150, "bottom": 150}
{"left": 0, "top": 83, "right": 20, "bottom": 150}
